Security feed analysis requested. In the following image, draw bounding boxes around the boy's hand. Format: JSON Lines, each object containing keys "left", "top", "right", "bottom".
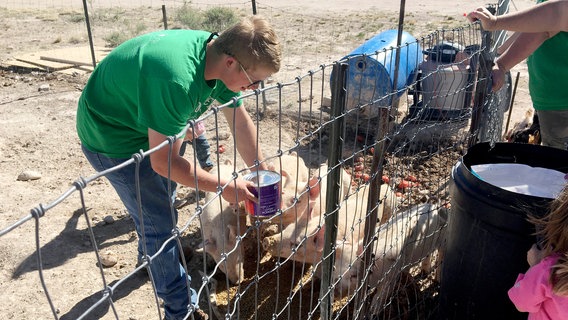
{"left": 221, "top": 177, "right": 257, "bottom": 206}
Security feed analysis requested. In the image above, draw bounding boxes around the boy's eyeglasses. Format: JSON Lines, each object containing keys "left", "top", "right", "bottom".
{"left": 239, "top": 62, "right": 262, "bottom": 88}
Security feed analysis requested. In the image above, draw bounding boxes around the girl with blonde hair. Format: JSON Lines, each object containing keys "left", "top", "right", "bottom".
{"left": 508, "top": 184, "right": 568, "bottom": 319}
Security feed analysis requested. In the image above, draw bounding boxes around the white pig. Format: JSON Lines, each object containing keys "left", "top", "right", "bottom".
{"left": 263, "top": 176, "right": 364, "bottom": 266}
{"left": 266, "top": 152, "right": 312, "bottom": 227}
{"left": 262, "top": 169, "right": 402, "bottom": 299}
{"left": 197, "top": 164, "right": 247, "bottom": 285}
{"left": 371, "top": 202, "right": 447, "bottom": 279}
{"left": 319, "top": 202, "right": 446, "bottom": 299}
{"left": 351, "top": 202, "right": 448, "bottom": 304}
{"left": 261, "top": 177, "right": 323, "bottom": 263}
{"left": 263, "top": 181, "right": 397, "bottom": 264}
{"left": 262, "top": 160, "right": 343, "bottom": 231}
{"left": 270, "top": 152, "right": 310, "bottom": 186}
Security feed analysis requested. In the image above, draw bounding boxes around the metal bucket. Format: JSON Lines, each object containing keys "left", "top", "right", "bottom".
{"left": 244, "top": 170, "right": 281, "bottom": 218}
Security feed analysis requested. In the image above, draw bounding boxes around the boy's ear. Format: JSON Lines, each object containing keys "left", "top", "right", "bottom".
{"left": 225, "top": 55, "right": 237, "bottom": 69}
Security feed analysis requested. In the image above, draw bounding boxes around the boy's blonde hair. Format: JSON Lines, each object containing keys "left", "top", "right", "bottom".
{"left": 530, "top": 184, "right": 568, "bottom": 295}
{"left": 213, "top": 15, "right": 281, "bottom": 74}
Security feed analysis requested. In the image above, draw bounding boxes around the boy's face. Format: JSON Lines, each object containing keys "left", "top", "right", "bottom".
{"left": 224, "top": 56, "right": 273, "bottom": 92}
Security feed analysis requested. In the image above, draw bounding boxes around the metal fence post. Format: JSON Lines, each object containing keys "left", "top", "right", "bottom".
{"left": 162, "top": 5, "right": 168, "bottom": 30}
{"left": 320, "top": 61, "right": 348, "bottom": 319}
{"left": 355, "top": 105, "right": 390, "bottom": 317}
{"left": 82, "top": 0, "right": 97, "bottom": 69}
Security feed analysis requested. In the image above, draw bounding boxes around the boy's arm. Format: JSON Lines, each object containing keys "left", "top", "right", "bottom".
{"left": 148, "top": 128, "right": 255, "bottom": 204}
{"left": 222, "top": 106, "right": 269, "bottom": 171}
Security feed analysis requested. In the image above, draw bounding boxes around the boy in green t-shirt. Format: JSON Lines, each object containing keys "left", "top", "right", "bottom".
{"left": 76, "top": 16, "right": 281, "bottom": 320}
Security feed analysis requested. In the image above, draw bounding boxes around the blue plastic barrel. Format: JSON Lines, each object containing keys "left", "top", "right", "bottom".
{"left": 334, "top": 29, "right": 422, "bottom": 118}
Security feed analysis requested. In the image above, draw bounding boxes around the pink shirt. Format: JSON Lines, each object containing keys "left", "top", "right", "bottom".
{"left": 508, "top": 254, "right": 568, "bottom": 320}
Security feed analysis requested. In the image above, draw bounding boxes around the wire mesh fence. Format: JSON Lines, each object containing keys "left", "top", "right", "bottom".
{"left": 0, "top": 0, "right": 515, "bottom": 319}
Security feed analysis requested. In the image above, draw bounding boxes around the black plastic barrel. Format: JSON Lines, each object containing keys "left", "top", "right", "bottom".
{"left": 440, "top": 142, "right": 568, "bottom": 320}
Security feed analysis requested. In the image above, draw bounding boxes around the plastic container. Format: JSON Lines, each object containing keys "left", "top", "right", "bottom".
{"left": 419, "top": 59, "right": 468, "bottom": 111}
{"left": 334, "top": 29, "right": 422, "bottom": 119}
{"left": 439, "top": 142, "right": 568, "bottom": 320}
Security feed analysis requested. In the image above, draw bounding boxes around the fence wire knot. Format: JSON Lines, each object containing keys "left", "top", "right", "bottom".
{"left": 171, "top": 227, "right": 181, "bottom": 238}
{"left": 131, "top": 150, "right": 144, "bottom": 163}
{"left": 72, "top": 176, "right": 88, "bottom": 190}
{"left": 30, "top": 204, "right": 46, "bottom": 219}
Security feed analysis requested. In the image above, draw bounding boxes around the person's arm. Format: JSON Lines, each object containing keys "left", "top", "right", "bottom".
{"left": 508, "top": 256, "right": 555, "bottom": 313}
{"left": 183, "top": 120, "right": 206, "bottom": 142}
{"left": 497, "top": 32, "right": 520, "bottom": 55}
{"left": 148, "top": 128, "right": 255, "bottom": 204}
{"left": 468, "top": 0, "right": 568, "bottom": 32}
{"left": 490, "top": 32, "right": 550, "bottom": 91}
{"left": 222, "top": 106, "right": 269, "bottom": 171}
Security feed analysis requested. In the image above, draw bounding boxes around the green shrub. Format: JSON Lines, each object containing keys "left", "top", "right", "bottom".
{"left": 68, "top": 36, "right": 82, "bottom": 44}
{"left": 62, "top": 11, "right": 85, "bottom": 23}
{"left": 175, "top": 3, "right": 203, "bottom": 29}
{"left": 134, "top": 22, "right": 147, "bottom": 35}
{"left": 175, "top": 3, "right": 238, "bottom": 32}
{"left": 202, "top": 7, "right": 238, "bottom": 32}
{"left": 102, "top": 21, "right": 147, "bottom": 47}
{"left": 104, "top": 31, "right": 129, "bottom": 47}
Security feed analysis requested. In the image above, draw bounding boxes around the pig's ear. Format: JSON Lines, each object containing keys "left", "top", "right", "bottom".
{"left": 314, "top": 224, "right": 326, "bottom": 252}
{"left": 308, "top": 176, "right": 321, "bottom": 200}
{"left": 201, "top": 238, "right": 216, "bottom": 252}
{"left": 227, "top": 224, "right": 237, "bottom": 241}
{"left": 267, "top": 162, "right": 276, "bottom": 172}
{"left": 356, "top": 239, "right": 364, "bottom": 256}
{"left": 281, "top": 169, "right": 292, "bottom": 188}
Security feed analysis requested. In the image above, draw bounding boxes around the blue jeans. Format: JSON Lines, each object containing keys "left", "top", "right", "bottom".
{"left": 81, "top": 145, "right": 197, "bottom": 320}
{"left": 180, "top": 134, "right": 213, "bottom": 169}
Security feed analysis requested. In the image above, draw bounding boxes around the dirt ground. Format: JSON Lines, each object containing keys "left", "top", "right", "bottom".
{"left": 0, "top": 1, "right": 537, "bottom": 319}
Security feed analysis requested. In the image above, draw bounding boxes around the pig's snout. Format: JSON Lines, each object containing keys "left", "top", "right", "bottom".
{"left": 218, "top": 263, "right": 243, "bottom": 285}
{"left": 262, "top": 236, "right": 276, "bottom": 253}
{"left": 262, "top": 234, "right": 296, "bottom": 258}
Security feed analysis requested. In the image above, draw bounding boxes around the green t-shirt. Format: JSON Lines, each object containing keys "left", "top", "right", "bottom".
{"left": 77, "top": 29, "right": 241, "bottom": 158}
{"left": 527, "top": 0, "right": 568, "bottom": 111}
